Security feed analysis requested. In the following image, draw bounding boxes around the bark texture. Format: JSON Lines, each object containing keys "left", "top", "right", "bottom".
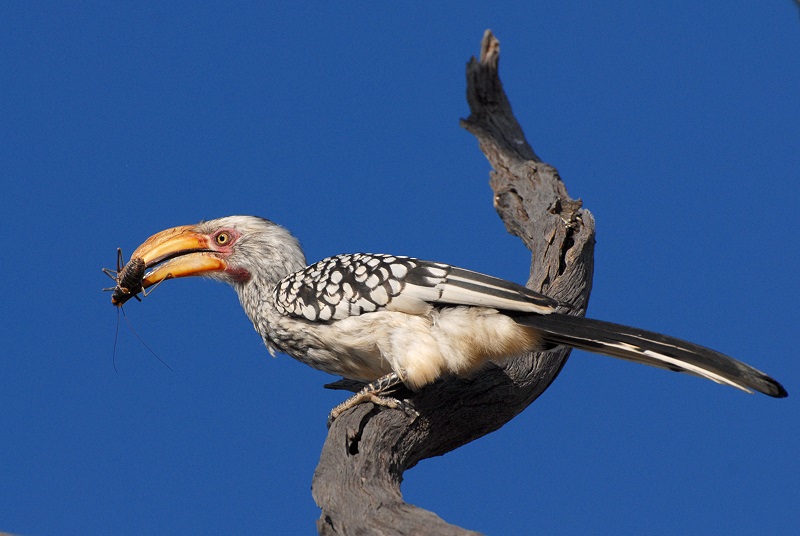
{"left": 312, "top": 30, "right": 596, "bottom": 535}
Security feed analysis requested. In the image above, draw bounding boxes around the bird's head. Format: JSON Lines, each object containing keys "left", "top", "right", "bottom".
{"left": 125, "top": 215, "right": 306, "bottom": 302}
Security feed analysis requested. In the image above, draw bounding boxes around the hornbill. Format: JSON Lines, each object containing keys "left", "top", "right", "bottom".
{"left": 107, "top": 215, "right": 787, "bottom": 421}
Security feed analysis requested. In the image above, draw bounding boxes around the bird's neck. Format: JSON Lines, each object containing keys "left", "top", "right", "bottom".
{"left": 233, "top": 241, "right": 307, "bottom": 350}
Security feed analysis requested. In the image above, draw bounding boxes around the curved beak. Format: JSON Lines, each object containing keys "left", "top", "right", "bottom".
{"left": 132, "top": 225, "right": 228, "bottom": 293}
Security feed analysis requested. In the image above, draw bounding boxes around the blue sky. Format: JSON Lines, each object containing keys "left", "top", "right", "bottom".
{"left": 1, "top": 2, "right": 798, "bottom": 534}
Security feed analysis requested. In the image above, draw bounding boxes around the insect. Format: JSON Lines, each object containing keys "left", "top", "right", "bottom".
{"left": 103, "top": 248, "right": 173, "bottom": 372}
{"left": 102, "top": 248, "right": 146, "bottom": 306}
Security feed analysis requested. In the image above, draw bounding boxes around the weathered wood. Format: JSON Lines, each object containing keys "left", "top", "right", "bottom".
{"left": 312, "top": 30, "right": 596, "bottom": 535}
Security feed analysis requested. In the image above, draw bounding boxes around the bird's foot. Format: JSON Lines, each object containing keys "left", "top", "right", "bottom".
{"left": 327, "top": 372, "right": 417, "bottom": 427}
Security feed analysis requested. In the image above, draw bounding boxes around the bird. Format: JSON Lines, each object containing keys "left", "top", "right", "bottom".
{"left": 110, "top": 215, "right": 787, "bottom": 422}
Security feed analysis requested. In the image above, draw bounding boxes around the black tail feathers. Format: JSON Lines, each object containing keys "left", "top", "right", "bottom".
{"left": 517, "top": 313, "right": 787, "bottom": 398}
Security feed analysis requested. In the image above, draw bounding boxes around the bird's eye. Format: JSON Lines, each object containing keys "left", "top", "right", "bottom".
{"left": 215, "top": 231, "right": 231, "bottom": 245}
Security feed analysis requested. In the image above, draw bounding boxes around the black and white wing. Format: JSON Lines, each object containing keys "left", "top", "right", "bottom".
{"left": 273, "top": 253, "right": 560, "bottom": 322}
{"left": 272, "top": 254, "right": 788, "bottom": 398}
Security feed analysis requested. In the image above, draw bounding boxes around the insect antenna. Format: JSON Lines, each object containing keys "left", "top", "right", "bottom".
{"left": 118, "top": 306, "right": 175, "bottom": 372}
{"left": 112, "top": 307, "right": 121, "bottom": 374}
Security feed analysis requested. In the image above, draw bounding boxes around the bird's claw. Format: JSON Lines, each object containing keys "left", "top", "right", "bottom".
{"left": 327, "top": 392, "right": 417, "bottom": 428}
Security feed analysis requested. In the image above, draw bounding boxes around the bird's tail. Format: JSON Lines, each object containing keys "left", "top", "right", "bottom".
{"left": 517, "top": 313, "right": 787, "bottom": 398}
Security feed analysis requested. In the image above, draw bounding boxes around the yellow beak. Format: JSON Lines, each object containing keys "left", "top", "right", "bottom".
{"left": 132, "top": 224, "right": 227, "bottom": 294}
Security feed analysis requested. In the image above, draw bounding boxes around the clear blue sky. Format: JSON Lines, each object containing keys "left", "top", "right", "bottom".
{"left": 2, "top": 2, "right": 798, "bottom": 534}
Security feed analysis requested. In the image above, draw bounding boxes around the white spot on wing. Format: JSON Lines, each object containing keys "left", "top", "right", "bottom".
{"left": 390, "top": 263, "right": 408, "bottom": 278}
{"left": 370, "top": 285, "right": 389, "bottom": 305}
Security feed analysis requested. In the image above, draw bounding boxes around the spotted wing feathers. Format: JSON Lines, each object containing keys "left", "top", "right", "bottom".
{"left": 273, "top": 254, "right": 559, "bottom": 322}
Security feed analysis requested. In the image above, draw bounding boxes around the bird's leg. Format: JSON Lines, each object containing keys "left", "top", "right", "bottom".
{"left": 327, "top": 372, "right": 416, "bottom": 427}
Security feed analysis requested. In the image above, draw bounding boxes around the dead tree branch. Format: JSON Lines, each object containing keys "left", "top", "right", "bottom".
{"left": 312, "top": 30, "right": 596, "bottom": 535}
